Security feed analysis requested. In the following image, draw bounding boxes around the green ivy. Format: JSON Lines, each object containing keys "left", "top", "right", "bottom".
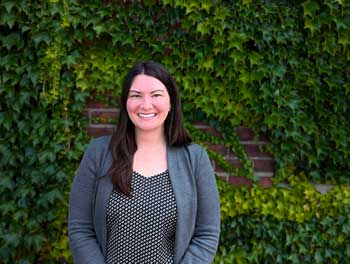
{"left": 215, "top": 179, "right": 350, "bottom": 263}
{"left": 1, "top": 0, "right": 350, "bottom": 262}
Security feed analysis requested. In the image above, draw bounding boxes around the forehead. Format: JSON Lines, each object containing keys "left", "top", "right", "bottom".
{"left": 130, "top": 74, "right": 167, "bottom": 92}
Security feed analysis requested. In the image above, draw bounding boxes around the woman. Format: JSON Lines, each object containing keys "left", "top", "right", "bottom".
{"left": 68, "top": 61, "right": 220, "bottom": 264}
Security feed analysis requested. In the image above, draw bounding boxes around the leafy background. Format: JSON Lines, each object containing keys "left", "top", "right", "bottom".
{"left": 1, "top": 0, "right": 349, "bottom": 263}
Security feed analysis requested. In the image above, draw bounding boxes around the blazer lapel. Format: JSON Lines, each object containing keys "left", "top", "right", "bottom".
{"left": 167, "top": 145, "right": 197, "bottom": 263}
{"left": 94, "top": 153, "right": 114, "bottom": 257}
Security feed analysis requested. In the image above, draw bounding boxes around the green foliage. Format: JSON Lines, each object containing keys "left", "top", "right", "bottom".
{"left": 1, "top": 0, "right": 350, "bottom": 262}
{"left": 215, "top": 179, "right": 350, "bottom": 263}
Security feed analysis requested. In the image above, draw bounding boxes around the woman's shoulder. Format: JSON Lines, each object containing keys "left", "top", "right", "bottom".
{"left": 89, "top": 135, "right": 112, "bottom": 146}
{"left": 179, "top": 143, "right": 213, "bottom": 174}
{"left": 85, "top": 135, "right": 112, "bottom": 155}
{"left": 178, "top": 142, "right": 208, "bottom": 162}
{"left": 185, "top": 142, "right": 205, "bottom": 153}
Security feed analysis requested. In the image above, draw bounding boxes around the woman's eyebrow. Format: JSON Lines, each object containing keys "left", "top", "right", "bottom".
{"left": 151, "top": 89, "right": 166, "bottom": 93}
{"left": 129, "top": 89, "right": 165, "bottom": 94}
{"left": 129, "top": 90, "right": 141, "bottom": 94}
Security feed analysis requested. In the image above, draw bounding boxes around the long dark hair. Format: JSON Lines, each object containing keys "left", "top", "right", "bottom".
{"left": 108, "top": 61, "right": 192, "bottom": 196}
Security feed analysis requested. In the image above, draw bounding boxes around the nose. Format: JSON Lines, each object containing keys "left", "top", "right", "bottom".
{"left": 140, "top": 96, "right": 152, "bottom": 109}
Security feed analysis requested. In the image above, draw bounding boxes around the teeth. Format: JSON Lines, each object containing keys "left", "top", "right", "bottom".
{"left": 138, "top": 113, "right": 156, "bottom": 118}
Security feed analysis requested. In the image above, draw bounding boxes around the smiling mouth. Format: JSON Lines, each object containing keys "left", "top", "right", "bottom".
{"left": 138, "top": 113, "right": 157, "bottom": 118}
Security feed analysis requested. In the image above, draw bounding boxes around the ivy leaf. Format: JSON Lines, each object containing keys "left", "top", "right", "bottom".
{"left": 1, "top": 13, "right": 17, "bottom": 29}
{"left": 183, "top": 1, "right": 198, "bottom": 14}
{"left": 0, "top": 175, "right": 14, "bottom": 190}
{"left": 197, "top": 21, "right": 210, "bottom": 35}
{"left": 2, "top": 32, "right": 21, "bottom": 50}
{"left": 21, "top": 25, "right": 31, "bottom": 33}
{"left": 248, "top": 51, "right": 263, "bottom": 66}
{"left": 338, "top": 31, "right": 349, "bottom": 49}
{"left": 228, "top": 32, "right": 246, "bottom": 51}
{"left": 238, "top": 71, "right": 251, "bottom": 85}
{"left": 333, "top": 15, "right": 350, "bottom": 31}
{"left": 29, "top": 234, "right": 44, "bottom": 252}
{"left": 27, "top": 66, "right": 40, "bottom": 87}
{"left": 64, "top": 49, "right": 80, "bottom": 67}
{"left": 112, "top": 33, "right": 123, "bottom": 45}
{"left": 200, "top": 1, "right": 212, "bottom": 12}
{"left": 202, "top": 58, "right": 214, "bottom": 70}
{"left": 314, "top": 251, "right": 323, "bottom": 263}
{"left": 229, "top": 50, "right": 244, "bottom": 66}
{"left": 304, "top": 17, "right": 319, "bottom": 35}
{"left": 302, "top": 1, "right": 320, "bottom": 18}
{"left": 32, "top": 32, "right": 51, "bottom": 48}
{"left": 121, "top": 35, "right": 134, "bottom": 46}
{"left": 288, "top": 253, "right": 299, "bottom": 263}
{"left": 242, "top": 0, "right": 252, "bottom": 6}
{"left": 93, "top": 25, "right": 106, "bottom": 35}
{"left": 46, "top": 188, "right": 63, "bottom": 204}
{"left": 1, "top": 1, "right": 16, "bottom": 13}
{"left": 2, "top": 233, "right": 20, "bottom": 247}
{"left": 143, "top": 0, "right": 157, "bottom": 6}
{"left": 271, "top": 64, "right": 286, "bottom": 78}
{"left": 0, "top": 202, "right": 15, "bottom": 216}
{"left": 14, "top": 210, "right": 27, "bottom": 222}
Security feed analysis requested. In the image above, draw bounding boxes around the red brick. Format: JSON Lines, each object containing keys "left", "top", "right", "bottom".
{"left": 227, "top": 159, "right": 242, "bottom": 169}
{"left": 197, "top": 127, "right": 221, "bottom": 137}
{"left": 257, "top": 133, "right": 270, "bottom": 142}
{"left": 91, "top": 110, "right": 118, "bottom": 118}
{"left": 212, "top": 160, "right": 234, "bottom": 173}
{"left": 86, "top": 98, "right": 108, "bottom": 108}
{"left": 228, "top": 176, "right": 273, "bottom": 188}
{"left": 236, "top": 127, "right": 255, "bottom": 141}
{"left": 236, "top": 127, "right": 270, "bottom": 142}
{"left": 204, "top": 126, "right": 222, "bottom": 137}
{"left": 192, "top": 120, "right": 209, "bottom": 127}
{"left": 244, "top": 144, "right": 272, "bottom": 158}
{"left": 87, "top": 127, "right": 114, "bottom": 137}
{"left": 253, "top": 159, "right": 275, "bottom": 172}
{"left": 213, "top": 161, "right": 226, "bottom": 173}
{"left": 207, "top": 143, "right": 228, "bottom": 156}
{"left": 216, "top": 157, "right": 274, "bottom": 173}
{"left": 228, "top": 176, "right": 253, "bottom": 187}
{"left": 90, "top": 111, "right": 118, "bottom": 124}
{"left": 258, "top": 177, "right": 273, "bottom": 188}
{"left": 192, "top": 121, "right": 222, "bottom": 137}
{"left": 227, "top": 148, "right": 239, "bottom": 157}
{"left": 86, "top": 95, "right": 119, "bottom": 108}
{"left": 217, "top": 175, "right": 229, "bottom": 182}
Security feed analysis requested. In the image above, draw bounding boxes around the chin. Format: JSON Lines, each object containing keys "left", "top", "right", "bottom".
{"left": 135, "top": 125, "right": 164, "bottom": 133}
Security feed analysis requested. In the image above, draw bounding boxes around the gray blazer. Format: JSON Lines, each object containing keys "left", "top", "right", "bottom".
{"left": 68, "top": 136, "right": 220, "bottom": 264}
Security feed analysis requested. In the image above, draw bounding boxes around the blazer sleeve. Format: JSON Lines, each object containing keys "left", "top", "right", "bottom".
{"left": 181, "top": 147, "right": 220, "bottom": 264}
{"left": 68, "top": 140, "right": 106, "bottom": 264}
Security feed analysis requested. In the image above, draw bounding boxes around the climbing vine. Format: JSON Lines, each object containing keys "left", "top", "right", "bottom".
{"left": 1, "top": 0, "right": 349, "bottom": 262}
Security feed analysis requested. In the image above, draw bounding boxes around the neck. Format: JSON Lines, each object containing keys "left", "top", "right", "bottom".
{"left": 135, "top": 129, "right": 166, "bottom": 149}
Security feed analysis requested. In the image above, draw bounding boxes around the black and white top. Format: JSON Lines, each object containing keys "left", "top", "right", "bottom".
{"left": 106, "top": 170, "right": 177, "bottom": 264}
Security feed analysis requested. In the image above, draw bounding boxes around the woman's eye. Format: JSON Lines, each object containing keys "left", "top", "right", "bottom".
{"left": 129, "top": 94, "right": 140, "bottom": 98}
{"left": 153, "top": 94, "right": 162, "bottom": 97}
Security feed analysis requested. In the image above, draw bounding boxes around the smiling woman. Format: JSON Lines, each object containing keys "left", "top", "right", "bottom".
{"left": 68, "top": 61, "right": 220, "bottom": 264}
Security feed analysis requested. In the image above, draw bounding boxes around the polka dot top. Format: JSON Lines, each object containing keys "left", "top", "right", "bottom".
{"left": 106, "top": 170, "right": 177, "bottom": 264}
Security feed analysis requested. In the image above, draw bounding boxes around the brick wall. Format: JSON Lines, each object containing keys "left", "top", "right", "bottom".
{"left": 84, "top": 96, "right": 274, "bottom": 187}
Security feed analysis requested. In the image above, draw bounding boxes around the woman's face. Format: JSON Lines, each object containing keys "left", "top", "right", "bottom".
{"left": 126, "top": 74, "right": 171, "bottom": 135}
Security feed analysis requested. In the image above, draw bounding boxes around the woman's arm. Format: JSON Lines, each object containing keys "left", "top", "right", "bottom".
{"left": 68, "top": 140, "right": 106, "bottom": 264}
{"left": 181, "top": 147, "right": 220, "bottom": 264}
